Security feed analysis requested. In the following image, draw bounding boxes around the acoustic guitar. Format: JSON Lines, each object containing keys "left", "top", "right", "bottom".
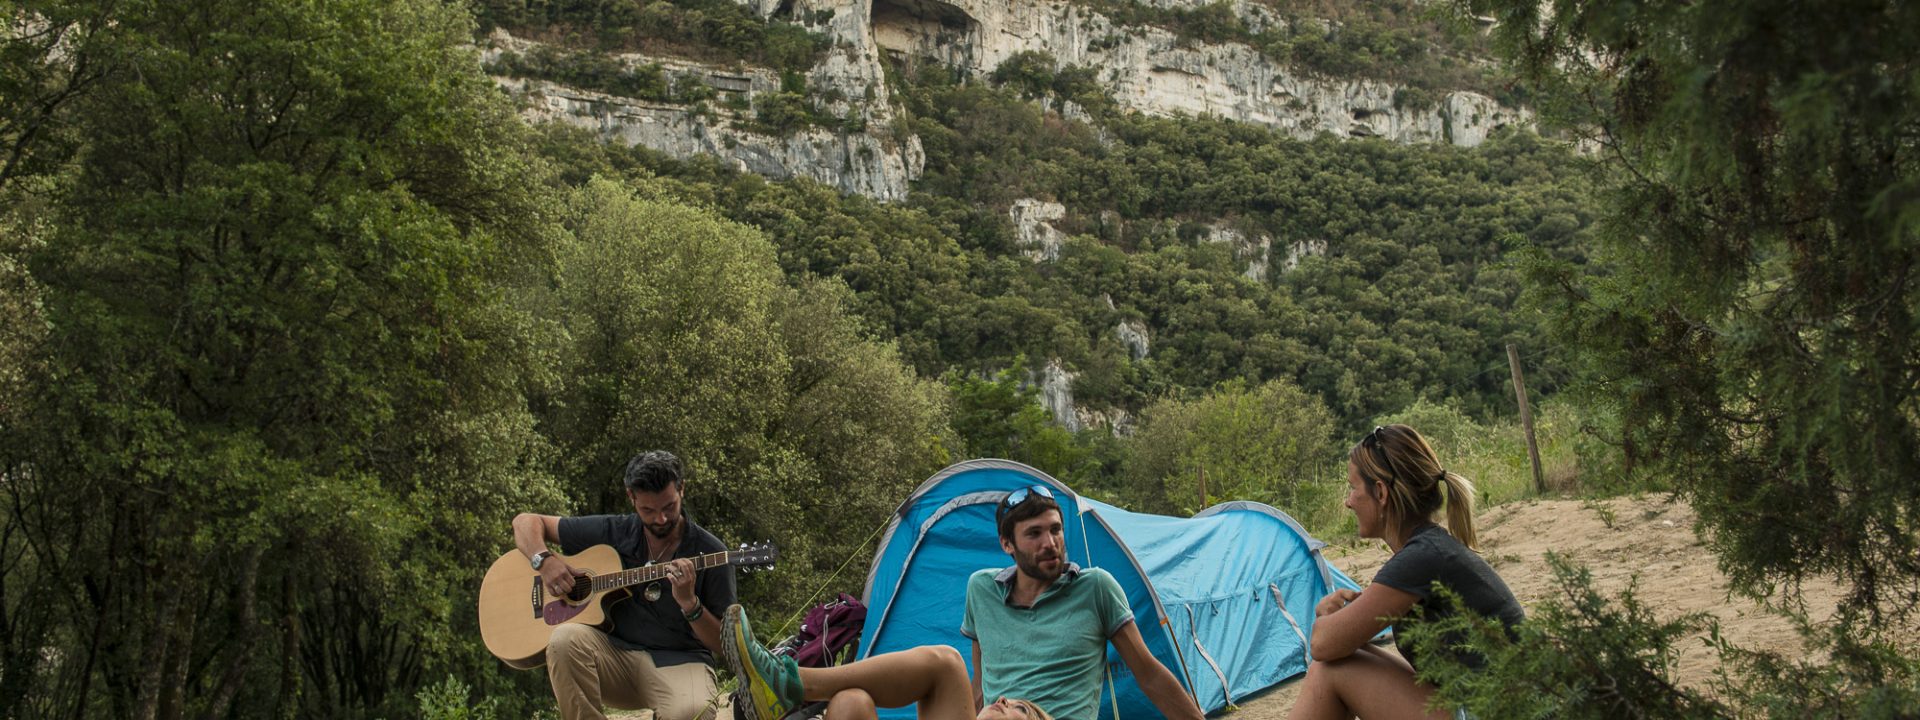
{"left": 478, "top": 541, "right": 778, "bottom": 669}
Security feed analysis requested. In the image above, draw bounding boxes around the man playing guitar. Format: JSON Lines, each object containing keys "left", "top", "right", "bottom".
{"left": 512, "top": 450, "right": 736, "bottom": 720}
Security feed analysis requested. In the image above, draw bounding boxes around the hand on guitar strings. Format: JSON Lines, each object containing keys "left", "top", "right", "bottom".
{"left": 667, "top": 557, "right": 699, "bottom": 613}
{"left": 541, "top": 557, "right": 577, "bottom": 597}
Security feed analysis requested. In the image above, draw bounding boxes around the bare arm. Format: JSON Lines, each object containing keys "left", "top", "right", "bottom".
{"left": 513, "top": 513, "right": 561, "bottom": 557}
{"left": 971, "top": 640, "right": 984, "bottom": 713}
{"left": 1111, "top": 621, "right": 1203, "bottom": 720}
{"left": 513, "top": 513, "right": 572, "bottom": 596}
{"left": 1308, "top": 583, "right": 1418, "bottom": 662}
{"left": 665, "top": 557, "right": 724, "bottom": 655}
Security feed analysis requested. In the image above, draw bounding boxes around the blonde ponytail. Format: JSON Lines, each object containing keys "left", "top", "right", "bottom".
{"left": 1440, "top": 471, "right": 1478, "bottom": 550}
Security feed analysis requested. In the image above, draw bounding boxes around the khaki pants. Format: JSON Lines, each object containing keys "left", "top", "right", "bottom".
{"left": 547, "top": 623, "right": 721, "bottom": 720}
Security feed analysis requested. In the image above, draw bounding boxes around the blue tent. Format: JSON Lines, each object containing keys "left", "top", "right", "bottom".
{"left": 858, "top": 459, "right": 1363, "bottom": 719}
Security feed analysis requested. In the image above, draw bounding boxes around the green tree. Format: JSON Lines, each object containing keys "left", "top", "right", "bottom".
{"left": 944, "top": 361, "right": 1090, "bottom": 482}
{"left": 0, "top": 0, "right": 567, "bottom": 716}
{"left": 1407, "top": 0, "right": 1920, "bottom": 715}
{"left": 1474, "top": 0, "right": 1920, "bottom": 622}
{"left": 1126, "top": 379, "right": 1337, "bottom": 520}
{"left": 539, "top": 176, "right": 952, "bottom": 614}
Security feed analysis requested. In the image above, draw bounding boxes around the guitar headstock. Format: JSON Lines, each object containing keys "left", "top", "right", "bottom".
{"left": 732, "top": 541, "right": 779, "bottom": 573}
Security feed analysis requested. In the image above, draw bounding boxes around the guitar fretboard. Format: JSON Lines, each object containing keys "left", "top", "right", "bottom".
{"left": 587, "top": 550, "right": 734, "bottom": 594}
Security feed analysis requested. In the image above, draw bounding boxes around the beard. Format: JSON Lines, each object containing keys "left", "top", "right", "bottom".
{"left": 1012, "top": 545, "right": 1064, "bottom": 584}
{"left": 646, "top": 515, "right": 680, "bottom": 539}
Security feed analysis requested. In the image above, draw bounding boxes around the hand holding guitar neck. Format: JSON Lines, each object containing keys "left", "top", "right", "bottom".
{"left": 665, "top": 557, "right": 698, "bottom": 612}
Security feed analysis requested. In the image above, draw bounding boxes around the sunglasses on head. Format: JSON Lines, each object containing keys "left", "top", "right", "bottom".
{"left": 995, "top": 485, "right": 1056, "bottom": 525}
{"left": 1363, "top": 425, "right": 1392, "bottom": 469}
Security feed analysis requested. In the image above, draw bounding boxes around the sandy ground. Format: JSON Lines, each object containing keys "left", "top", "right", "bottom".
{"left": 1226, "top": 494, "right": 1846, "bottom": 720}
{"left": 616, "top": 495, "right": 1846, "bottom": 720}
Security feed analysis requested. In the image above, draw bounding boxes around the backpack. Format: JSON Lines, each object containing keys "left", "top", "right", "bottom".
{"left": 733, "top": 595, "right": 869, "bottom": 720}
{"left": 774, "top": 593, "right": 867, "bottom": 668}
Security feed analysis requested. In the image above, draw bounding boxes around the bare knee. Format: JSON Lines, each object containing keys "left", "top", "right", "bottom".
{"left": 918, "top": 644, "right": 965, "bottom": 674}
{"left": 824, "top": 689, "right": 876, "bottom": 720}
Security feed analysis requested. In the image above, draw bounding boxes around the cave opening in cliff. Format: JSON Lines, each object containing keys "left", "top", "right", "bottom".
{"left": 871, "top": 0, "right": 979, "bottom": 67}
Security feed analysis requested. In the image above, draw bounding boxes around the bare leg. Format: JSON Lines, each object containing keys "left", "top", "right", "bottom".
{"left": 1287, "top": 646, "right": 1449, "bottom": 720}
{"left": 821, "top": 689, "right": 878, "bottom": 720}
{"left": 797, "top": 646, "right": 973, "bottom": 720}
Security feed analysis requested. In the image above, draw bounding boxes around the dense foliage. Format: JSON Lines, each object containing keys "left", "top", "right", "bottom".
{"left": 1406, "top": 557, "right": 1920, "bottom": 719}
{"left": 1125, "top": 379, "right": 1338, "bottom": 518}
{"left": 17, "top": 0, "right": 1911, "bottom": 715}
{"left": 543, "top": 60, "right": 1598, "bottom": 449}
{"left": 0, "top": 1, "right": 946, "bottom": 717}
{"left": 1475, "top": 0, "right": 1920, "bottom": 623}
{"left": 470, "top": 0, "right": 829, "bottom": 73}
{"left": 1388, "top": 0, "right": 1920, "bottom": 714}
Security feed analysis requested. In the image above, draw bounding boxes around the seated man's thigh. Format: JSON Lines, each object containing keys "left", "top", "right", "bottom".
{"left": 633, "top": 656, "right": 720, "bottom": 720}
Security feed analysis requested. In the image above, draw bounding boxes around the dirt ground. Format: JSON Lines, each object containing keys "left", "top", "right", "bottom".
{"left": 621, "top": 495, "right": 1845, "bottom": 720}
{"left": 1227, "top": 494, "right": 1846, "bottom": 720}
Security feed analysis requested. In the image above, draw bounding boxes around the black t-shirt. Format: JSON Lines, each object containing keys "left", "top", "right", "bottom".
{"left": 1371, "top": 523, "right": 1525, "bottom": 673}
{"left": 557, "top": 514, "right": 736, "bottom": 667}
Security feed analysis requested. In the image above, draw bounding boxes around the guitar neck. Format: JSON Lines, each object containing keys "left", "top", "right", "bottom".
{"left": 592, "top": 550, "right": 733, "bottom": 592}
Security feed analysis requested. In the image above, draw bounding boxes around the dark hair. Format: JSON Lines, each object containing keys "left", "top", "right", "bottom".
{"left": 996, "top": 492, "right": 1060, "bottom": 542}
{"left": 622, "top": 451, "right": 684, "bottom": 494}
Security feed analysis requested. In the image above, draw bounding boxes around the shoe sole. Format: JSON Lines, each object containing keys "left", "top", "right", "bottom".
{"left": 723, "top": 605, "right": 775, "bottom": 720}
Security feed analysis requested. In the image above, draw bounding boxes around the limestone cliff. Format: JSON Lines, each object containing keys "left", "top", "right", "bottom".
{"left": 834, "top": 0, "right": 1526, "bottom": 144}
{"left": 483, "top": 29, "right": 925, "bottom": 200}
{"left": 491, "top": 0, "right": 1529, "bottom": 202}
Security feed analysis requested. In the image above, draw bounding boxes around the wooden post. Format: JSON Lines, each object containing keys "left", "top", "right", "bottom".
{"left": 1508, "top": 344, "right": 1546, "bottom": 494}
{"left": 1196, "top": 462, "right": 1208, "bottom": 511}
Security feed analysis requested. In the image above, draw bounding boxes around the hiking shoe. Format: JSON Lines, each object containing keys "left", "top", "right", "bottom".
{"left": 722, "top": 604, "right": 804, "bottom": 720}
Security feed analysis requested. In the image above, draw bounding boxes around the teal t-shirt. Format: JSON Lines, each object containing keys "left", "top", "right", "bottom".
{"left": 961, "top": 564, "right": 1132, "bottom": 720}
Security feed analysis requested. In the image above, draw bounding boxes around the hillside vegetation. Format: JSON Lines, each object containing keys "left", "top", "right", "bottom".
{"left": 1, "top": 0, "right": 1912, "bottom": 718}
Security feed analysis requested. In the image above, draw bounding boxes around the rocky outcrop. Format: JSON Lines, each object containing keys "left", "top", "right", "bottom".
{"left": 1280, "top": 238, "right": 1327, "bottom": 273}
{"left": 483, "top": 30, "right": 924, "bottom": 200}
{"left": 1038, "top": 358, "right": 1081, "bottom": 432}
{"left": 1115, "top": 320, "right": 1150, "bottom": 361}
{"left": 1203, "top": 226, "right": 1274, "bottom": 281}
{"left": 1009, "top": 199, "right": 1068, "bottom": 261}
{"left": 866, "top": 0, "right": 1530, "bottom": 146}
{"left": 1076, "top": 406, "right": 1135, "bottom": 436}
{"left": 500, "top": 1, "right": 1528, "bottom": 201}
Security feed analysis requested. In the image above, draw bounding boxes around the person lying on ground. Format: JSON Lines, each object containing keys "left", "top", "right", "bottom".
{"left": 723, "top": 604, "right": 1051, "bottom": 720}
{"left": 1287, "top": 424, "right": 1526, "bottom": 720}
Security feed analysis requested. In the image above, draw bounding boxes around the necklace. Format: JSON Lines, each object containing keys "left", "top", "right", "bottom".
{"left": 647, "top": 539, "right": 675, "bottom": 563}
{"left": 643, "top": 536, "right": 677, "bottom": 602}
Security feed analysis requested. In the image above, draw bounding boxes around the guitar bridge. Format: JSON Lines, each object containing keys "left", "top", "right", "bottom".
{"left": 531, "top": 578, "right": 544, "bottom": 619}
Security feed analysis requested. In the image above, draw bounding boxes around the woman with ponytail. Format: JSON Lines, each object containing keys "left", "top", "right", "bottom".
{"left": 1287, "top": 424, "right": 1524, "bottom": 720}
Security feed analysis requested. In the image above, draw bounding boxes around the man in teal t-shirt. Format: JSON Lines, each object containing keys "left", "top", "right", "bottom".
{"left": 961, "top": 486, "right": 1205, "bottom": 720}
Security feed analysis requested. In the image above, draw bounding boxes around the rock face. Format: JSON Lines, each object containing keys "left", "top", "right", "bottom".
{"left": 483, "top": 30, "right": 924, "bottom": 201}
{"left": 1009, "top": 199, "right": 1068, "bottom": 261}
{"left": 1115, "top": 320, "right": 1150, "bottom": 361}
{"left": 1038, "top": 358, "right": 1081, "bottom": 433}
{"left": 1203, "top": 225, "right": 1273, "bottom": 281}
{"left": 1280, "top": 238, "right": 1328, "bottom": 273}
{"left": 499, "top": 0, "right": 1530, "bottom": 202}
{"left": 864, "top": 0, "right": 1530, "bottom": 145}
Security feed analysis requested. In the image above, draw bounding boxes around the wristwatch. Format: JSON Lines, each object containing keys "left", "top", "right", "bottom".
{"left": 530, "top": 550, "right": 554, "bottom": 570}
